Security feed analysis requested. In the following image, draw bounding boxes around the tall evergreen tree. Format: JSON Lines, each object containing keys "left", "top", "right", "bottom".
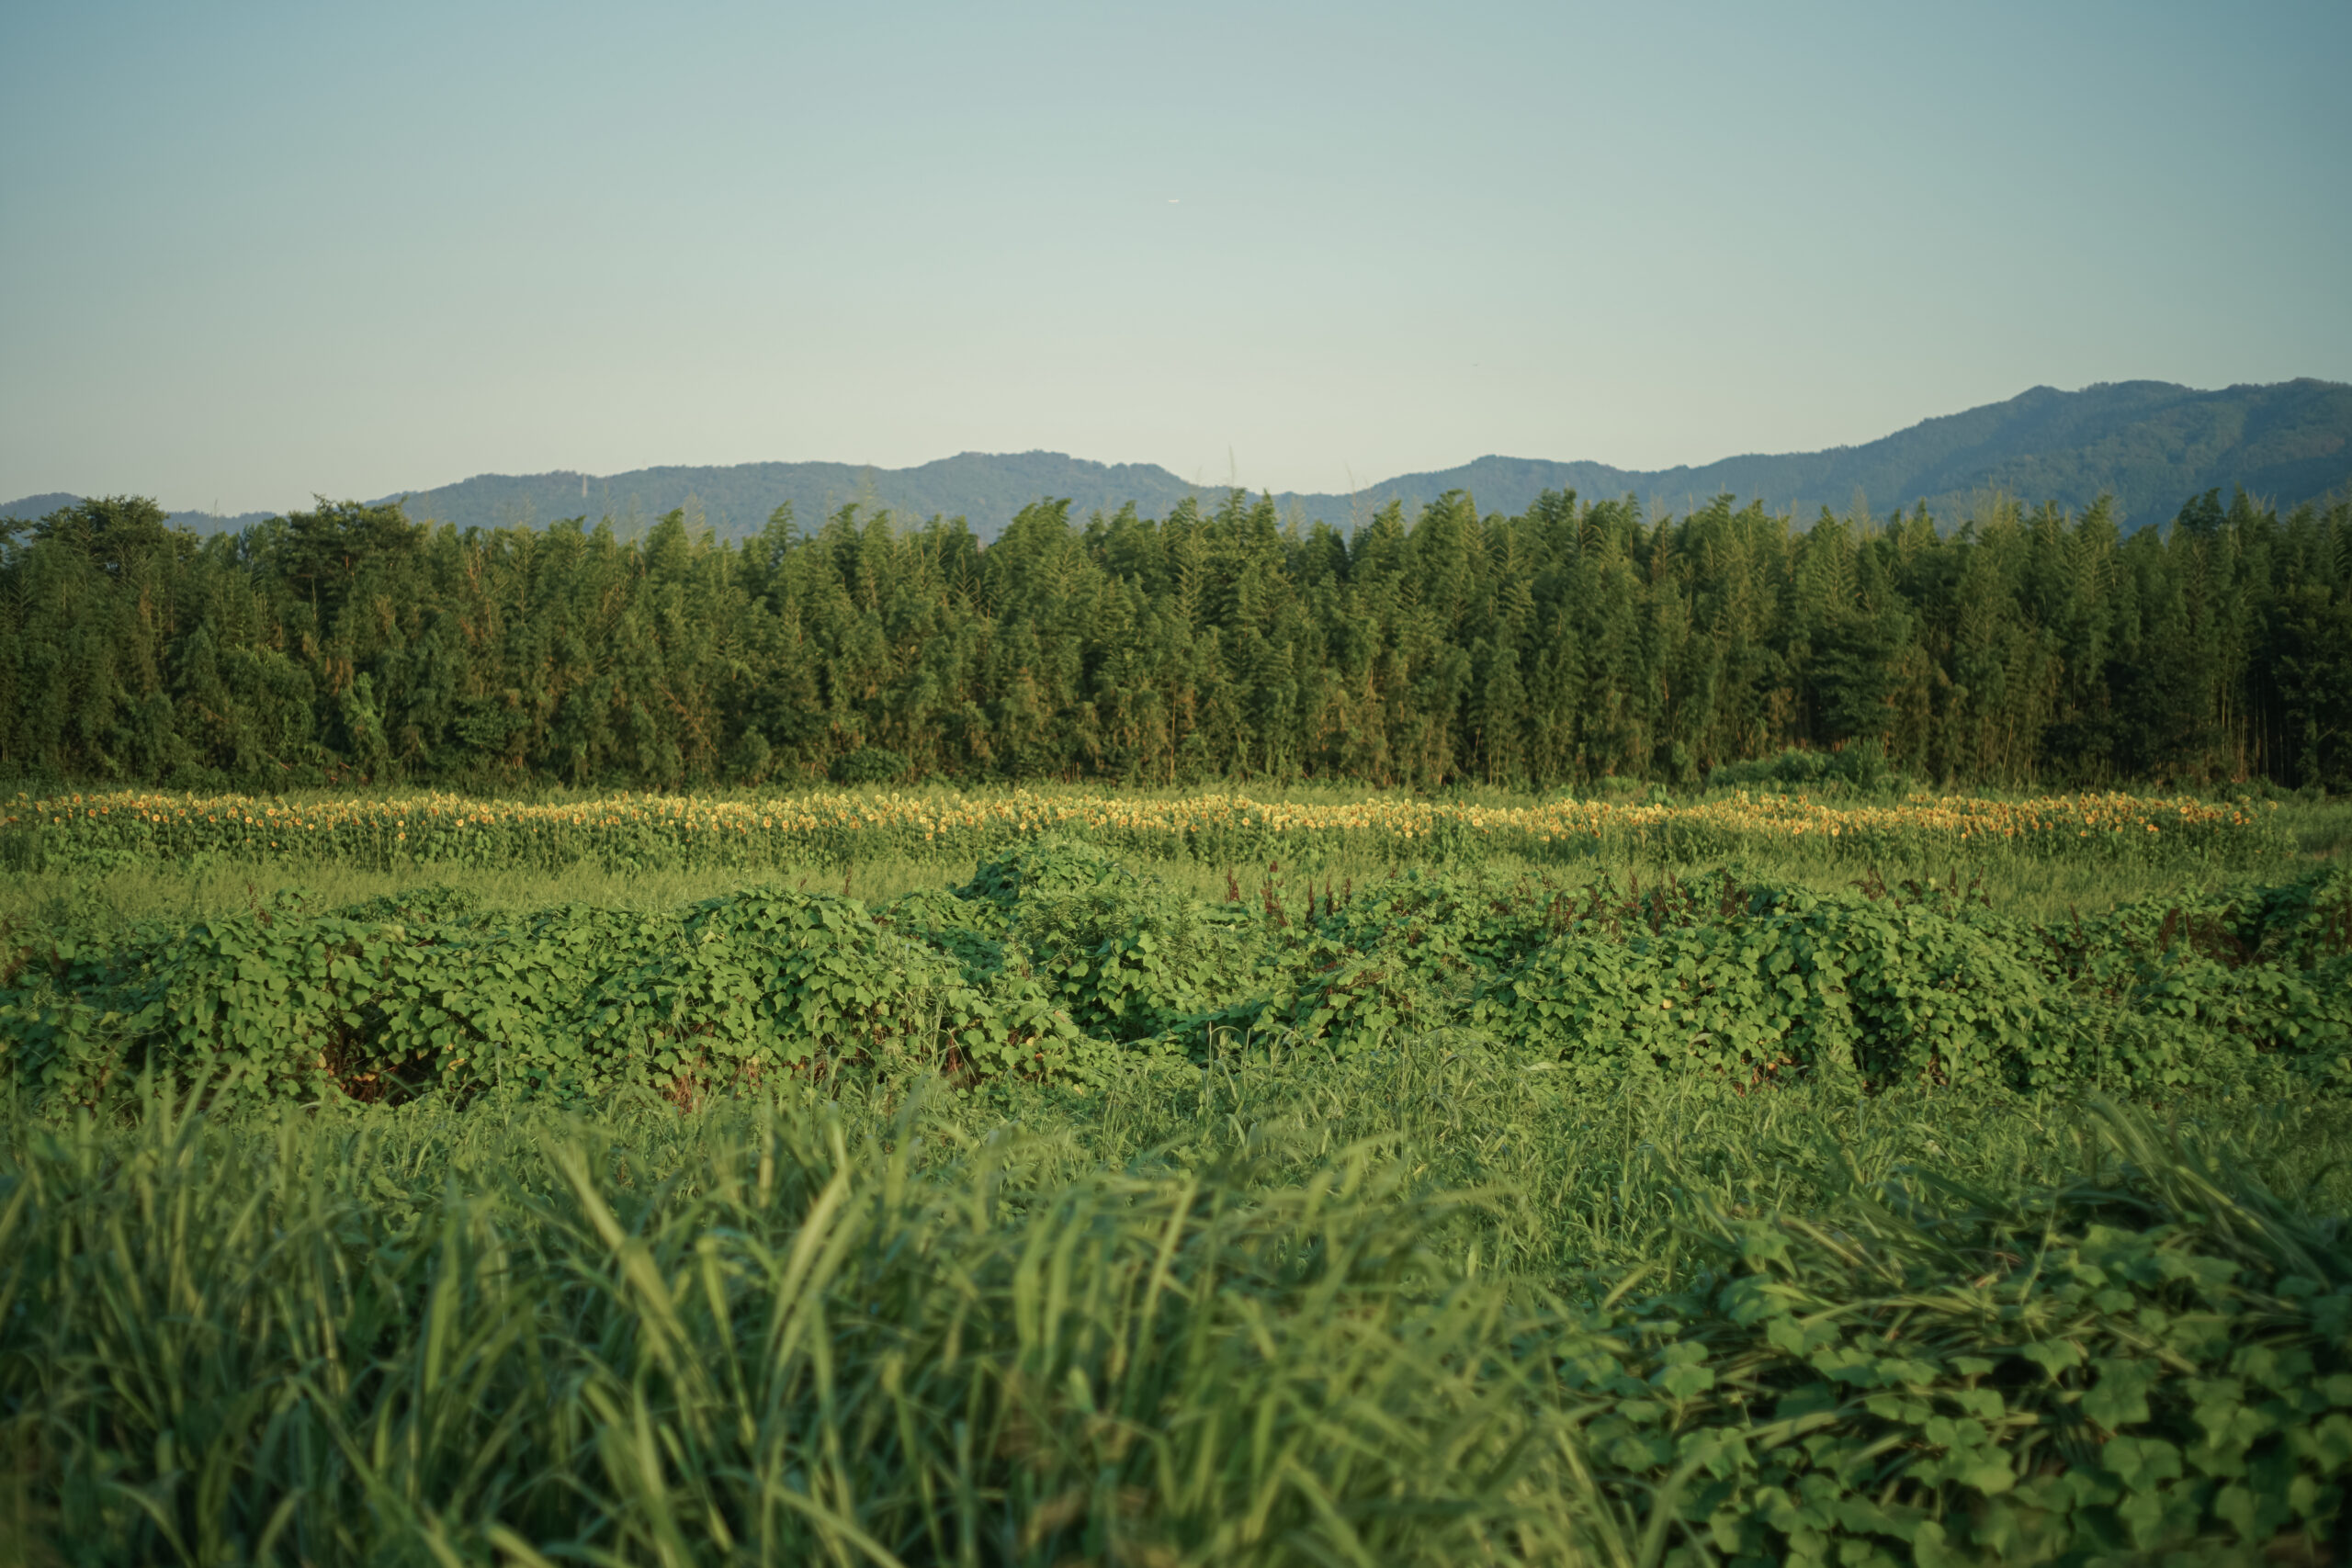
{"left": 2, "top": 484, "right": 2343, "bottom": 792}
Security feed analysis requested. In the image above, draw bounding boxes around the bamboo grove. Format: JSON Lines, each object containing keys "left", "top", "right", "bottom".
{"left": 2, "top": 483, "right": 2346, "bottom": 793}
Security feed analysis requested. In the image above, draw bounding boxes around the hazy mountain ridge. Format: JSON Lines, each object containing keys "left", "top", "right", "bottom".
{"left": 1358, "top": 379, "right": 2352, "bottom": 529}
{"left": 373, "top": 453, "right": 1218, "bottom": 541}
{"left": 7, "top": 379, "right": 2346, "bottom": 540}
{"left": 0, "top": 491, "right": 278, "bottom": 536}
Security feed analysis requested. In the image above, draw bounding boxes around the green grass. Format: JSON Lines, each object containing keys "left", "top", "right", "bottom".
{"left": 2278, "top": 795, "right": 2352, "bottom": 862}
{"left": 8, "top": 790, "right": 2344, "bottom": 932}
{"left": 6, "top": 1064, "right": 2352, "bottom": 1565}
{"left": 5, "top": 792, "right": 2351, "bottom": 1564}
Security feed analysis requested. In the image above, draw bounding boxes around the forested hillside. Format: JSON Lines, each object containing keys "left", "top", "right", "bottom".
{"left": 323, "top": 378, "right": 2352, "bottom": 539}
{"left": 15, "top": 380, "right": 2342, "bottom": 543}
{"left": 2, "top": 484, "right": 2346, "bottom": 793}
{"left": 1385, "top": 378, "right": 2352, "bottom": 531}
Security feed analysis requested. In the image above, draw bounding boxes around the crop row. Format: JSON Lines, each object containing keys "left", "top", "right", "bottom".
{"left": 6, "top": 838, "right": 2346, "bottom": 1116}
{"left": 0, "top": 784, "right": 2290, "bottom": 874}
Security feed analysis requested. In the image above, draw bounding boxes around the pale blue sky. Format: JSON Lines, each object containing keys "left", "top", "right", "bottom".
{"left": 4, "top": 0, "right": 2346, "bottom": 513}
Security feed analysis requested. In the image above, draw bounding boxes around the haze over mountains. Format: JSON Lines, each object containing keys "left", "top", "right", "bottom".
{"left": 8, "top": 378, "right": 2347, "bottom": 541}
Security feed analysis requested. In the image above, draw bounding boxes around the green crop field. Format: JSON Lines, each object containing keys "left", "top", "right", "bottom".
{"left": 5, "top": 785, "right": 2352, "bottom": 1565}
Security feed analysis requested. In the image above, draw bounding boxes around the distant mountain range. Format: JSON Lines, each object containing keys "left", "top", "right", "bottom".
{"left": 8, "top": 378, "right": 2347, "bottom": 541}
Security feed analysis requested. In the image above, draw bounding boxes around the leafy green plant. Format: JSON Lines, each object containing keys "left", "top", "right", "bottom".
{"left": 6, "top": 852, "right": 2351, "bottom": 1115}
{"left": 952, "top": 835, "right": 1136, "bottom": 913}
{"left": 1544, "top": 1108, "right": 2352, "bottom": 1564}
{"left": 0, "top": 880, "right": 1111, "bottom": 1115}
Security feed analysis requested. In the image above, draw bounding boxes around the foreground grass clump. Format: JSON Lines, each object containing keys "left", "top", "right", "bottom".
{"left": 4, "top": 1073, "right": 2351, "bottom": 1566}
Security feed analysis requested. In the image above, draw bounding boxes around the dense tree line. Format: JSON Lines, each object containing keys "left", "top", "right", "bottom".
{"left": 2, "top": 484, "right": 2346, "bottom": 793}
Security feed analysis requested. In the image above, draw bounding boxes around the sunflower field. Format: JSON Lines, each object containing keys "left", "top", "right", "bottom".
{"left": 0, "top": 784, "right": 2290, "bottom": 878}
